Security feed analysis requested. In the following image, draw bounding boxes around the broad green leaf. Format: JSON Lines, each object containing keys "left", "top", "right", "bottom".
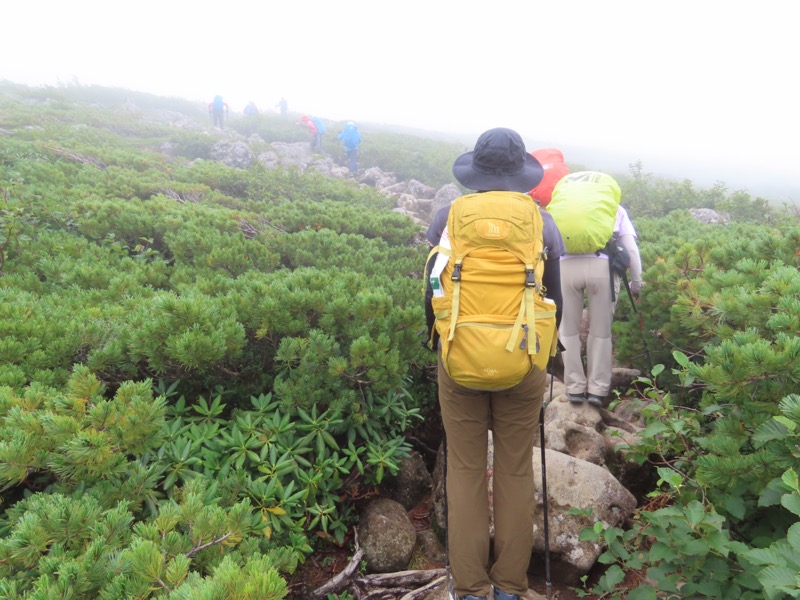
{"left": 694, "top": 579, "right": 722, "bottom": 596}
{"left": 651, "top": 363, "right": 665, "bottom": 377}
{"left": 723, "top": 495, "right": 747, "bottom": 520}
{"left": 746, "top": 547, "right": 784, "bottom": 567}
{"left": 647, "top": 542, "right": 673, "bottom": 562}
{"left": 686, "top": 500, "right": 705, "bottom": 526}
{"left": 782, "top": 493, "right": 800, "bottom": 517}
{"left": 705, "top": 531, "right": 730, "bottom": 556}
{"left": 657, "top": 467, "right": 683, "bottom": 490}
{"left": 752, "top": 418, "right": 789, "bottom": 448}
{"left": 627, "top": 586, "right": 658, "bottom": 600}
{"left": 782, "top": 469, "right": 799, "bottom": 491}
{"left": 600, "top": 565, "right": 625, "bottom": 588}
{"left": 681, "top": 539, "right": 709, "bottom": 556}
{"left": 760, "top": 477, "right": 790, "bottom": 507}
{"left": 774, "top": 415, "right": 797, "bottom": 432}
{"left": 672, "top": 351, "right": 689, "bottom": 368}
{"left": 787, "top": 522, "right": 800, "bottom": 552}
{"left": 759, "top": 565, "right": 797, "bottom": 590}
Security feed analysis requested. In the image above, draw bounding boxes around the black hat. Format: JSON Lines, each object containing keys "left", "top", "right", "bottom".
{"left": 452, "top": 128, "right": 544, "bottom": 192}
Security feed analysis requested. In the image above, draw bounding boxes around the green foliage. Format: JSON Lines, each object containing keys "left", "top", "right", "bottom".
{"left": 620, "top": 160, "right": 775, "bottom": 223}
{"left": 158, "top": 390, "right": 420, "bottom": 548}
{"left": 744, "top": 468, "right": 800, "bottom": 599}
{"left": 0, "top": 479, "right": 292, "bottom": 599}
{"left": 0, "top": 82, "right": 442, "bottom": 597}
{"left": 580, "top": 496, "right": 761, "bottom": 599}
{"left": 3, "top": 79, "right": 799, "bottom": 600}
{"left": 613, "top": 211, "right": 800, "bottom": 382}
{"left": 0, "top": 367, "right": 165, "bottom": 492}
{"left": 579, "top": 371, "right": 800, "bottom": 598}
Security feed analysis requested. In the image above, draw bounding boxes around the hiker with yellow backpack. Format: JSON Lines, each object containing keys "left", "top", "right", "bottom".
{"left": 546, "top": 171, "right": 643, "bottom": 408}
{"left": 425, "top": 128, "right": 565, "bottom": 600}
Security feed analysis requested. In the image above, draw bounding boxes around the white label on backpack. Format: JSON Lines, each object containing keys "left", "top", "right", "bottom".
{"left": 430, "top": 226, "right": 451, "bottom": 298}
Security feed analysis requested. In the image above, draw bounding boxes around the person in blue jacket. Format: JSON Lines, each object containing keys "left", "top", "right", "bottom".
{"left": 338, "top": 121, "right": 362, "bottom": 176}
{"left": 208, "top": 95, "right": 229, "bottom": 128}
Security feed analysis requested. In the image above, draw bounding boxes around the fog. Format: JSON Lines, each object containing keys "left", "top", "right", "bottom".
{"left": 3, "top": 0, "right": 797, "bottom": 202}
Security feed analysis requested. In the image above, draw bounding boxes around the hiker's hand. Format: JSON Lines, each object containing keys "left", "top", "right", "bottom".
{"left": 630, "top": 280, "right": 644, "bottom": 297}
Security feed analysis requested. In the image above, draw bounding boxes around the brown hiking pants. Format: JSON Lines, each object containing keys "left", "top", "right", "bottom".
{"left": 438, "top": 357, "right": 546, "bottom": 598}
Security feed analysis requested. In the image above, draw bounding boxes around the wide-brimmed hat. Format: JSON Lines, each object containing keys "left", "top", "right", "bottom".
{"left": 452, "top": 128, "right": 544, "bottom": 192}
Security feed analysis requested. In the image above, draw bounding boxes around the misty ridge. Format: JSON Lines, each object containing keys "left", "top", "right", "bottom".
{"left": 4, "top": 78, "right": 796, "bottom": 205}
{"left": 384, "top": 122, "right": 798, "bottom": 206}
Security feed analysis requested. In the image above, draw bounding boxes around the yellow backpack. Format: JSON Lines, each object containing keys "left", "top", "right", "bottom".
{"left": 426, "top": 191, "right": 558, "bottom": 390}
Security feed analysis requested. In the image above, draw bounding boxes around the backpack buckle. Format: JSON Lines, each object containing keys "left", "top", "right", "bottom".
{"left": 452, "top": 263, "right": 462, "bottom": 282}
{"left": 525, "top": 270, "right": 536, "bottom": 288}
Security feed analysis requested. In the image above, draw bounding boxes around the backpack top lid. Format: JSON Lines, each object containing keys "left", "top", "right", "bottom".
{"left": 528, "top": 148, "right": 569, "bottom": 208}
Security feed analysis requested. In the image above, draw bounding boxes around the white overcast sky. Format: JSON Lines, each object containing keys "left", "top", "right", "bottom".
{"left": 3, "top": 1, "right": 797, "bottom": 193}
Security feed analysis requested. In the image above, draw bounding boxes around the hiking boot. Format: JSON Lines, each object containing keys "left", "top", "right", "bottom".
{"left": 493, "top": 588, "right": 520, "bottom": 600}
{"left": 587, "top": 394, "right": 606, "bottom": 407}
{"left": 448, "top": 586, "right": 486, "bottom": 600}
{"left": 567, "top": 392, "right": 586, "bottom": 404}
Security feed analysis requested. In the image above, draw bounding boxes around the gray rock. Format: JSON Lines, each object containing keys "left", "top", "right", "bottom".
{"left": 532, "top": 448, "right": 637, "bottom": 584}
{"left": 359, "top": 497, "right": 417, "bottom": 573}
{"left": 689, "top": 207, "right": 730, "bottom": 224}
{"left": 383, "top": 450, "right": 433, "bottom": 511}
{"left": 210, "top": 140, "right": 252, "bottom": 169}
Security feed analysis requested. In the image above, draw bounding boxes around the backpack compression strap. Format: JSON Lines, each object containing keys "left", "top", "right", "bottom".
{"left": 447, "top": 259, "right": 463, "bottom": 341}
{"left": 505, "top": 265, "right": 538, "bottom": 354}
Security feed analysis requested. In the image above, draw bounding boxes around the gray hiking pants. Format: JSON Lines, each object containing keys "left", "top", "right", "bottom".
{"left": 559, "top": 256, "right": 620, "bottom": 398}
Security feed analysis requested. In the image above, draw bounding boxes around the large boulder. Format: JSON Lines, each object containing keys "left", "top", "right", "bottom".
{"left": 359, "top": 497, "right": 418, "bottom": 573}
{"left": 210, "top": 140, "right": 252, "bottom": 168}
{"left": 531, "top": 447, "right": 637, "bottom": 583}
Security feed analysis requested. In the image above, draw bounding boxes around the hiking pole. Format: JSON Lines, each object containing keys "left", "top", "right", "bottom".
{"left": 540, "top": 361, "right": 554, "bottom": 600}
{"left": 621, "top": 272, "right": 654, "bottom": 373}
{"left": 442, "top": 428, "right": 453, "bottom": 598}
{"left": 637, "top": 309, "right": 654, "bottom": 375}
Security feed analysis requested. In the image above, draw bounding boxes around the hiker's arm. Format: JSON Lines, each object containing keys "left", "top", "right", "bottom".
{"left": 619, "top": 233, "right": 643, "bottom": 292}
{"left": 542, "top": 257, "right": 563, "bottom": 328}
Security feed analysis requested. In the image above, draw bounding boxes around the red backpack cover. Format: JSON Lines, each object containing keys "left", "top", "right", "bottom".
{"left": 528, "top": 148, "right": 569, "bottom": 208}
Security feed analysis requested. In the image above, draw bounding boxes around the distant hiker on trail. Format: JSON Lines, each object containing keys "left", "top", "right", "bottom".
{"left": 297, "top": 115, "right": 319, "bottom": 150}
{"left": 425, "top": 128, "right": 564, "bottom": 600}
{"left": 298, "top": 114, "right": 326, "bottom": 152}
{"left": 547, "top": 171, "right": 643, "bottom": 409}
{"left": 243, "top": 101, "right": 259, "bottom": 116}
{"left": 338, "top": 121, "right": 362, "bottom": 176}
{"left": 208, "top": 95, "right": 229, "bottom": 129}
{"left": 276, "top": 97, "right": 288, "bottom": 116}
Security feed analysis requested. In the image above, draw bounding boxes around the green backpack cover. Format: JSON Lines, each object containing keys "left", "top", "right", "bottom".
{"left": 547, "top": 171, "right": 621, "bottom": 254}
